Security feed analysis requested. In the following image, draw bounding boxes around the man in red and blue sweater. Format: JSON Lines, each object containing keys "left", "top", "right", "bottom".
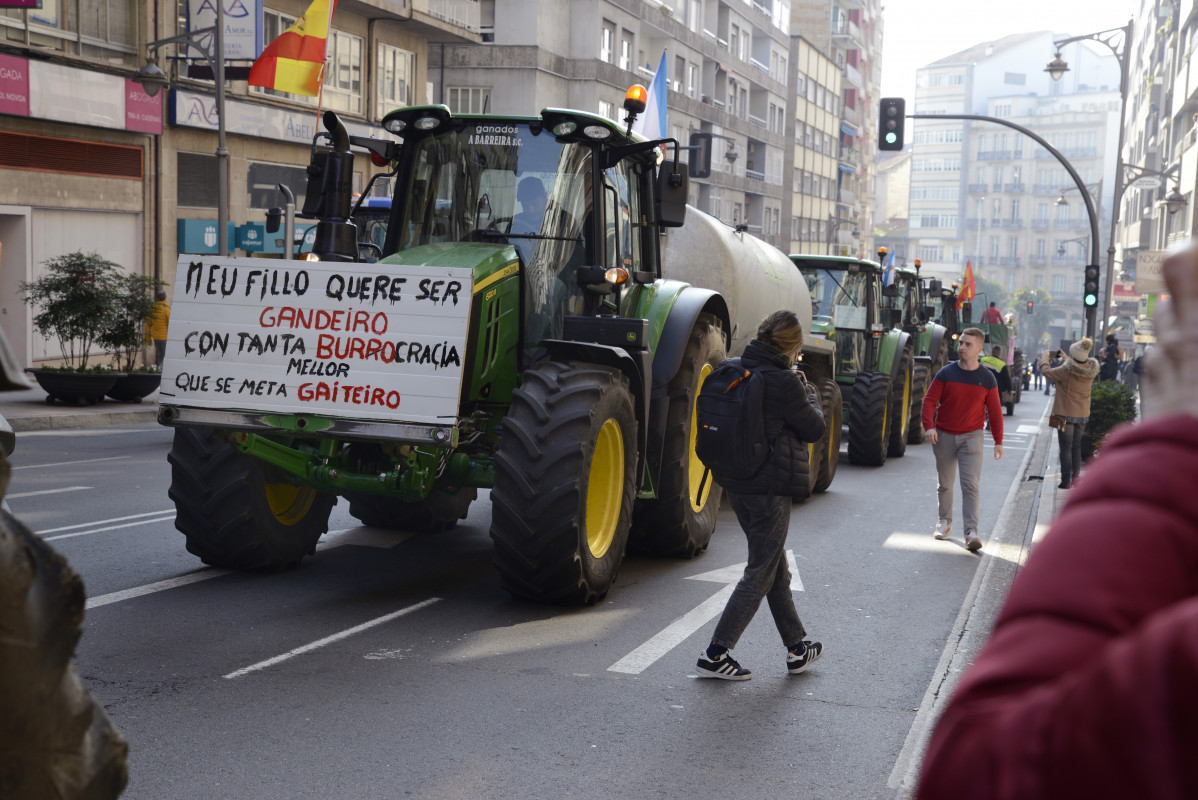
{"left": 921, "top": 327, "right": 1004, "bottom": 552}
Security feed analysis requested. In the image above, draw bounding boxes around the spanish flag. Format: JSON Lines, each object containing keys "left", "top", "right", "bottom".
{"left": 248, "top": 0, "right": 337, "bottom": 96}
{"left": 957, "top": 261, "right": 976, "bottom": 310}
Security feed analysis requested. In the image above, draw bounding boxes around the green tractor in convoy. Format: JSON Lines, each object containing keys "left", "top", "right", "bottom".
{"left": 158, "top": 91, "right": 836, "bottom": 606}
{"left": 882, "top": 257, "right": 951, "bottom": 443}
{"left": 791, "top": 253, "right": 915, "bottom": 466}
{"left": 928, "top": 282, "right": 1023, "bottom": 414}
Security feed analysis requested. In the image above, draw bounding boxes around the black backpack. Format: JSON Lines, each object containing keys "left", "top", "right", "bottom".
{"left": 695, "top": 357, "right": 770, "bottom": 481}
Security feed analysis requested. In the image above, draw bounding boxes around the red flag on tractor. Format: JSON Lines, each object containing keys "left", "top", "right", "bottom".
{"left": 248, "top": 0, "right": 337, "bottom": 97}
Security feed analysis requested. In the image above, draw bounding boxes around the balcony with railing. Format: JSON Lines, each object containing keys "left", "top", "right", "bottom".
{"left": 966, "top": 217, "right": 987, "bottom": 228}
{"left": 1000, "top": 257, "right": 1021, "bottom": 267}
{"left": 1030, "top": 218, "right": 1049, "bottom": 230}
{"left": 746, "top": 168, "right": 765, "bottom": 181}
{"left": 1003, "top": 183, "right": 1025, "bottom": 193}
{"left": 1001, "top": 219, "right": 1023, "bottom": 229}
{"left": 977, "top": 150, "right": 1013, "bottom": 161}
{"left": 1032, "top": 184, "right": 1062, "bottom": 195}
{"left": 967, "top": 183, "right": 987, "bottom": 194}
{"left": 412, "top": 0, "right": 481, "bottom": 33}
{"left": 1028, "top": 254, "right": 1048, "bottom": 266}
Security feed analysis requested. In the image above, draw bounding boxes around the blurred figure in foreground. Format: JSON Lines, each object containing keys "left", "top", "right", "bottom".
{"left": 917, "top": 243, "right": 1198, "bottom": 800}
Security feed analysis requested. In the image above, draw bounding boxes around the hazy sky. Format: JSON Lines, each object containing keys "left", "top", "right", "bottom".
{"left": 879, "top": 0, "right": 1138, "bottom": 102}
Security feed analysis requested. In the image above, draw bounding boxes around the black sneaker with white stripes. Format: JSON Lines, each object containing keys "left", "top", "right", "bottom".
{"left": 786, "top": 640, "right": 824, "bottom": 675}
{"left": 696, "top": 650, "right": 752, "bottom": 680}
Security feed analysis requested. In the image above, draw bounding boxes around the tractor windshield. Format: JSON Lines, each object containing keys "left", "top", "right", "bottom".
{"left": 804, "top": 268, "right": 870, "bottom": 330}
{"left": 393, "top": 121, "right": 598, "bottom": 355}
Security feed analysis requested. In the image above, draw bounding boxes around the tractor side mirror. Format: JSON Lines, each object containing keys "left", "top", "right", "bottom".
{"left": 265, "top": 207, "right": 283, "bottom": 234}
{"left": 657, "top": 165, "right": 688, "bottom": 228}
{"left": 923, "top": 305, "right": 935, "bottom": 320}
{"left": 882, "top": 282, "right": 900, "bottom": 298}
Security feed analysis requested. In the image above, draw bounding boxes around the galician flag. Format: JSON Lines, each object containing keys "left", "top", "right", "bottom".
{"left": 248, "top": 0, "right": 337, "bottom": 97}
{"left": 631, "top": 49, "right": 668, "bottom": 140}
{"left": 882, "top": 250, "right": 896, "bottom": 287}
{"left": 957, "top": 261, "right": 976, "bottom": 310}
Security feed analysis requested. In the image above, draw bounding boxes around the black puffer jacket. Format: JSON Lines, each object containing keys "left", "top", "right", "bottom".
{"left": 711, "top": 338, "right": 826, "bottom": 496}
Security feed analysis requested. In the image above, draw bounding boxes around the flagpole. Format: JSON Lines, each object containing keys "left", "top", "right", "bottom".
{"left": 215, "top": 13, "right": 229, "bottom": 257}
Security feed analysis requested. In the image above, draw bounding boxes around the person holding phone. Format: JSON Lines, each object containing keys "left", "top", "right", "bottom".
{"left": 1038, "top": 339, "right": 1099, "bottom": 489}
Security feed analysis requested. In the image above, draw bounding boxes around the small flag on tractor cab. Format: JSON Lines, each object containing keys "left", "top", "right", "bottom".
{"left": 248, "top": 0, "right": 337, "bottom": 97}
{"left": 957, "top": 261, "right": 976, "bottom": 310}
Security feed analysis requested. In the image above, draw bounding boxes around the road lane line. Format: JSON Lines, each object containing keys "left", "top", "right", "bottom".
{"left": 37, "top": 509, "right": 176, "bottom": 534}
{"left": 81, "top": 527, "right": 401, "bottom": 610}
{"left": 224, "top": 598, "right": 441, "bottom": 679}
{"left": 607, "top": 584, "right": 734, "bottom": 675}
{"left": 87, "top": 569, "right": 230, "bottom": 609}
{"left": 7, "top": 486, "right": 92, "bottom": 499}
{"left": 11, "top": 455, "right": 130, "bottom": 470}
{"left": 44, "top": 515, "right": 175, "bottom": 542}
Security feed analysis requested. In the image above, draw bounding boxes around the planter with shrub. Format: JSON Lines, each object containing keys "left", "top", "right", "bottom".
{"left": 1081, "top": 380, "right": 1138, "bottom": 462}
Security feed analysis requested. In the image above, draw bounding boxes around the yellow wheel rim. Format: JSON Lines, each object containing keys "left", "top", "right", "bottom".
{"left": 807, "top": 441, "right": 817, "bottom": 478}
{"left": 899, "top": 368, "right": 911, "bottom": 438}
{"left": 264, "top": 481, "right": 317, "bottom": 526}
{"left": 688, "top": 362, "right": 716, "bottom": 511}
{"left": 585, "top": 418, "right": 624, "bottom": 559}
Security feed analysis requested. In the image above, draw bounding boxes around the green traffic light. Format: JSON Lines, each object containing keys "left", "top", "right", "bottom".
{"left": 885, "top": 132, "right": 897, "bottom": 144}
{"left": 1083, "top": 293, "right": 1098, "bottom": 307}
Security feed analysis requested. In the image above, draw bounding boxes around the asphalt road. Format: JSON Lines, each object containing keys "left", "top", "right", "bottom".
{"left": 5, "top": 392, "right": 1056, "bottom": 800}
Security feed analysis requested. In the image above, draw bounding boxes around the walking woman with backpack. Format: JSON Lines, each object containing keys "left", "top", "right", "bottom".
{"left": 694, "top": 310, "right": 827, "bottom": 680}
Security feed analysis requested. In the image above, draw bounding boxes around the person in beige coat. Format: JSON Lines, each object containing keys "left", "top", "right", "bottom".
{"left": 1038, "top": 338, "right": 1100, "bottom": 488}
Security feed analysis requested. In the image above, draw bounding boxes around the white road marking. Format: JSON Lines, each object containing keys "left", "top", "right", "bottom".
{"left": 607, "top": 549, "right": 802, "bottom": 675}
{"left": 45, "top": 515, "right": 175, "bottom": 542}
{"left": 82, "top": 527, "right": 403, "bottom": 610}
{"left": 224, "top": 597, "right": 441, "bottom": 679}
{"left": 7, "top": 486, "right": 91, "bottom": 499}
{"left": 38, "top": 509, "right": 175, "bottom": 534}
{"left": 87, "top": 569, "right": 230, "bottom": 609}
{"left": 607, "top": 585, "right": 734, "bottom": 675}
{"left": 11, "top": 455, "right": 129, "bottom": 470}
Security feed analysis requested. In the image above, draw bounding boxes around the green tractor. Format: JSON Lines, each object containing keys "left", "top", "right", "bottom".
{"left": 791, "top": 253, "right": 915, "bottom": 466}
{"left": 158, "top": 94, "right": 830, "bottom": 606}
{"left": 880, "top": 257, "right": 952, "bottom": 444}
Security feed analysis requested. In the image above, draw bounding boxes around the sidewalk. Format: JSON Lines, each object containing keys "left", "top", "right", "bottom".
{"left": 0, "top": 385, "right": 161, "bottom": 432}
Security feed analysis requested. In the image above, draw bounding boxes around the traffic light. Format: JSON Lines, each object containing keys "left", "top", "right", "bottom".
{"left": 1083, "top": 264, "right": 1100, "bottom": 307}
{"left": 878, "top": 97, "right": 905, "bottom": 151}
{"left": 1026, "top": 299, "right": 1034, "bottom": 314}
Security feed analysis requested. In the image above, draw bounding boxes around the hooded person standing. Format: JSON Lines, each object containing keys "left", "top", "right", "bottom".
{"left": 1039, "top": 338, "right": 1100, "bottom": 489}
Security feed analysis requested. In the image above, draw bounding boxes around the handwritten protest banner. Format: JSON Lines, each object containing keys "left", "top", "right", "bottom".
{"left": 159, "top": 256, "right": 473, "bottom": 424}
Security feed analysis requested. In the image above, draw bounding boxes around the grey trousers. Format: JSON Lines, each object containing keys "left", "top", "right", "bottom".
{"left": 932, "top": 429, "right": 984, "bottom": 534}
{"left": 711, "top": 492, "right": 806, "bottom": 650}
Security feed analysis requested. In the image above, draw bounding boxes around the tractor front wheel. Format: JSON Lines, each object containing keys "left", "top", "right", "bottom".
{"left": 168, "top": 428, "right": 335, "bottom": 571}
{"left": 490, "top": 362, "right": 637, "bottom": 604}
{"left": 887, "top": 348, "right": 913, "bottom": 458}
{"left": 630, "top": 313, "right": 725, "bottom": 557}
{"left": 908, "top": 361, "right": 931, "bottom": 444}
{"left": 847, "top": 372, "right": 891, "bottom": 466}
{"left": 813, "top": 378, "right": 842, "bottom": 493}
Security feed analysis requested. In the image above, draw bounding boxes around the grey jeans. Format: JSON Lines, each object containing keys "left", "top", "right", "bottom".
{"left": 932, "top": 429, "right": 984, "bottom": 534}
{"left": 711, "top": 492, "right": 806, "bottom": 650}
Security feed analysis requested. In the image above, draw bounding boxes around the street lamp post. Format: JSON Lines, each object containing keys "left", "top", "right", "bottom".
{"left": 134, "top": 23, "right": 228, "bottom": 257}
{"left": 1045, "top": 22, "right": 1132, "bottom": 342}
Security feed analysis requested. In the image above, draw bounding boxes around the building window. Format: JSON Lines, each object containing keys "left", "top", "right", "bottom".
{"left": 1, "top": 0, "right": 137, "bottom": 64}
{"left": 619, "top": 31, "right": 634, "bottom": 71}
{"left": 178, "top": 152, "right": 218, "bottom": 208}
{"left": 248, "top": 161, "right": 310, "bottom": 210}
{"left": 598, "top": 100, "right": 614, "bottom": 121}
{"left": 600, "top": 20, "right": 615, "bottom": 63}
{"left": 1052, "top": 274, "right": 1066, "bottom": 293}
{"left": 446, "top": 86, "right": 491, "bottom": 113}
{"left": 323, "top": 29, "right": 363, "bottom": 115}
{"left": 377, "top": 43, "right": 415, "bottom": 114}
{"left": 250, "top": 9, "right": 315, "bottom": 104}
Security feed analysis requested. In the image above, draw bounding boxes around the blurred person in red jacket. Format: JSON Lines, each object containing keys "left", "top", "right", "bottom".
{"left": 917, "top": 243, "right": 1198, "bottom": 800}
